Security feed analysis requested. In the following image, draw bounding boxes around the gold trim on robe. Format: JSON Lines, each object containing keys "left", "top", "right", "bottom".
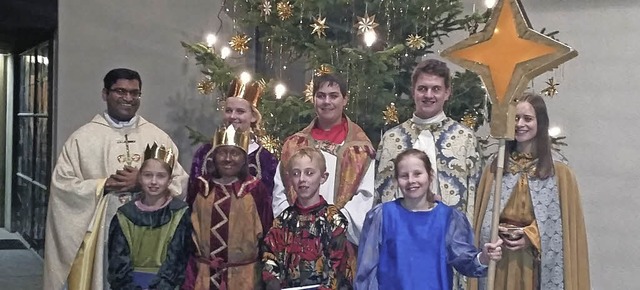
{"left": 468, "top": 162, "right": 590, "bottom": 290}
{"left": 279, "top": 116, "right": 375, "bottom": 209}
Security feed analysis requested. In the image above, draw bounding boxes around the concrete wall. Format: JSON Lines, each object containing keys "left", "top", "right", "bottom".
{"left": 57, "top": 0, "right": 635, "bottom": 288}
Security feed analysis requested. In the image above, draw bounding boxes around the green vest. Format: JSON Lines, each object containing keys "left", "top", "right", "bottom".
{"left": 116, "top": 207, "right": 187, "bottom": 273}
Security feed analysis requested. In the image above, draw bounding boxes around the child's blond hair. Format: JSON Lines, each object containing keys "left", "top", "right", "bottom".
{"left": 288, "top": 147, "right": 327, "bottom": 173}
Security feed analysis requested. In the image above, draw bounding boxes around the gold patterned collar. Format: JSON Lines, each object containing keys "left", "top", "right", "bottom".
{"left": 507, "top": 152, "right": 537, "bottom": 175}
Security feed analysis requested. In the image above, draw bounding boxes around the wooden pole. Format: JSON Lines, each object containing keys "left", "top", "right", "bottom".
{"left": 486, "top": 139, "right": 506, "bottom": 290}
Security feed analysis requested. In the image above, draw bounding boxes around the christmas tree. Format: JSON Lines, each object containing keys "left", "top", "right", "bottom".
{"left": 183, "top": 0, "right": 492, "bottom": 154}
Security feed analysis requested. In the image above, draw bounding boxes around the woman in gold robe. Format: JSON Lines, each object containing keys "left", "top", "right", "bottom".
{"left": 469, "top": 93, "right": 590, "bottom": 290}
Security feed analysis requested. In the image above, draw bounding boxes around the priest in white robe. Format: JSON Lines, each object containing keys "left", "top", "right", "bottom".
{"left": 42, "top": 68, "right": 189, "bottom": 290}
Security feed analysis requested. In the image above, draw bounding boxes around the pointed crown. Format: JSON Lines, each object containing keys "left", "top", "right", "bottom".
{"left": 226, "top": 77, "right": 265, "bottom": 107}
{"left": 144, "top": 143, "right": 175, "bottom": 168}
{"left": 212, "top": 125, "right": 251, "bottom": 153}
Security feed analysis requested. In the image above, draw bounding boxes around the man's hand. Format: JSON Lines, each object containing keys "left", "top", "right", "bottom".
{"left": 104, "top": 165, "right": 139, "bottom": 193}
{"left": 479, "top": 239, "right": 503, "bottom": 265}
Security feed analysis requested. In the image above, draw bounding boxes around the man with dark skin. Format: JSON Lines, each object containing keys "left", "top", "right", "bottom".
{"left": 43, "top": 68, "right": 189, "bottom": 290}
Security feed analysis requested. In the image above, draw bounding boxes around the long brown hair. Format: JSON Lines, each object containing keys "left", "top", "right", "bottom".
{"left": 393, "top": 148, "right": 436, "bottom": 203}
{"left": 492, "top": 92, "right": 554, "bottom": 178}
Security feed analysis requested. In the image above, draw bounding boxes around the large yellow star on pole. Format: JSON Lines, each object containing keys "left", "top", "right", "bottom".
{"left": 441, "top": 0, "right": 577, "bottom": 138}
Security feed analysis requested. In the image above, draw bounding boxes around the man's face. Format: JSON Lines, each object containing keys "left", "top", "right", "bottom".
{"left": 102, "top": 79, "right": 141, "bottom": 121}
{"left": 412, "top": 73, "right": 450, "bottom": 119}
{"left": 314, "top": 82, "right": 348, "bottom": 126}
{"left": 214, "top": 145, "right": 246, "bottom": 178}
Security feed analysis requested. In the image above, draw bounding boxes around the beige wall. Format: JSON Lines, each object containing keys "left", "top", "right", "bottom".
{"left": 57, "top": 0, "right": 635, "bottom": 288}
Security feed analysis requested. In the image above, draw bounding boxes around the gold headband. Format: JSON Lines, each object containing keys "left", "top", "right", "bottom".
{"left": 144, "top": 143, "right": 175, "bottom": 168}
{"left": 212, "top": 125, "right": 251, "bottom": 152}
{"left": 226, "top": 77, "right": 265, "bottom": 107}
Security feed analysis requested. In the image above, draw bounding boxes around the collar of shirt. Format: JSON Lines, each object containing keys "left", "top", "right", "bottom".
{"left": 310, "top": 117, "right": 348, "bottom": 144}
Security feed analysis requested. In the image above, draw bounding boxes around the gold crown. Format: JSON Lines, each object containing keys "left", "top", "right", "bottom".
{"left": 144, "top": 143, "right": 175, "bottom": 168}
{"left": 226, "top": 77, "right": 265, "bottom": 107}
{"left": 212, "top": 125, "right": 251, "bottom": 152}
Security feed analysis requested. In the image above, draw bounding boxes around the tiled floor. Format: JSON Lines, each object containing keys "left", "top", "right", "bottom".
{"left": 0, "top": 228, "right": 43, "bottom": 290}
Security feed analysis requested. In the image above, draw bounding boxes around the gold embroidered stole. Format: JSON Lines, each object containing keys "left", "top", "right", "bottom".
{"left": 280, "top": 117, "right": 374, "bottom": 209}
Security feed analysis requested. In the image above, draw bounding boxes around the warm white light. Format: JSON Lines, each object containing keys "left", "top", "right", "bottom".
{"left": 548, "top": 126, "right": 561, "bottom": 137}
{"left": 240, "top": 72, "right": 252, "bottom": 84}
{"left": 275, "top": 84, "right": 286, "bottom": 99}
{"left": 205, "top": 33, "right": 217, "bottom": 47}
{"left": 220, "top": 46, "right": 231, "bottom": 59}
{"left": 485, "top": 0, "right": 497, "bottom": 8}
{"left": 364, "top": 30, "right": 377, "bottom": 47}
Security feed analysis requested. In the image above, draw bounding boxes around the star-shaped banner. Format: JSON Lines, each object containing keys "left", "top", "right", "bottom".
{"left": 441, "top": 0, "right": 577, "bottom": 138}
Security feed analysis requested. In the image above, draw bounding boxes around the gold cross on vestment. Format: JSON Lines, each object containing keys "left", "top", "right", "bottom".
{"left": 116, "top": 134, "right": 140, "bottom": 166}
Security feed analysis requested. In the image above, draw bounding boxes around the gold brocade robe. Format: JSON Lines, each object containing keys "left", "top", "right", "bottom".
{"left": 468, "top": 161, "right": 590, "bottom": 290}
{"left": 42, "top": 114, "right": 189, "bottom": 290}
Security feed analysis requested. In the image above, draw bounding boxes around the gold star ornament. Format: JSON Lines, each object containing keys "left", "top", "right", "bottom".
{"left": 197, "top": 78, "right": 216, "bottom": 95}
{"left": 310, "top": 16, "right": 329, "bottom": 37}
{"left": 314, "top": 64, "right": 333, "bottom": 76}
{"left": 461, "top": 113, "right": 478, "bottom": 129}
{"left": 541, "top": 77, "right": 559, "bottom": 97}
{"left": 304, "top": 79, "right": 314, "bottom": 102}
{"left": 382, "top": 102, "right": 399, "bottom": 125}
{"left": 441, "top": 0, "right": 577, "bottom": 139}
{"left": 354, "top": 13, "right": 379, "bottom": 35}
{"left": 229, "top": 33, "right": 251, "bottom": 55}
{"left": 276, "top": 1, "right": 293, "bottom": 20}
{"left": 259, "top": 134, "right": 282, "bottom": 158}
{"left": 260, "top": 0, "right": 272, "bottom": 19}
{"left": 406, "top": 34, "right": 427, "bottom": 50}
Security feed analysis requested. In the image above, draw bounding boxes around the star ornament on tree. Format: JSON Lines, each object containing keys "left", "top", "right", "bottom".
{"left": 382, "top": 102, "right": 399, "bottom": 125}
{"left": 541, "top": 77, "right": 560, "bottom": 97}
{"left": 259, "top": 0, "right": 272, "bottom": 19}
{"left": 229, "top": 33, "right": 251, "bottom": 54}
{"left": 441, "top": 0, "right": 578, "bottom": 139}
{"left": 303, "top": 80, "right": 314, "bottom": 102}
{"left": 310, "top": 16, "right": 329, "bottom": 38}
{"left": 406, "top": 34, "right": 427, "bottom": 50}
{"left": 276, "top": 1, "right": 293, "bottom": 20}
{"left": 354, "top": 13, "right": 379, "bottom": 35}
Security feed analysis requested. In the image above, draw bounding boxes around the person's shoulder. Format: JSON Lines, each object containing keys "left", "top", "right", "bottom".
{"left": 384, "top": 120, "right": 411, "bottom": 135}
{"left": 137, "top": 116, "right": 169, "bottom": 134}
{"left": 67, "top": 115, "right": 106, "bottom": 137}
{"left": 553, "top": 160, "right": 576, "bottom": 179}
{"left": 168, "top": 198, "right": 189, "bottom": 210}
{"left": 446, "top": 118, "right": 475, "bottom": 134}
{"left": 257, "top": 146, "right": 278, "bottom": 162}
{"left": 325, "top": 204, "right": 349, "bottom": 229}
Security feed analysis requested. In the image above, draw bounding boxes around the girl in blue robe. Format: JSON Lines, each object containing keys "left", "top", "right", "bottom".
{"left": 356, "top": 149, "right": 502, "bottom": 290}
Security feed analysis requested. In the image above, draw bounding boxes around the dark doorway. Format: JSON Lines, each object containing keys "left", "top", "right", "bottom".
{"left": 1, "top": 0, "right": 57, "bottom": 255}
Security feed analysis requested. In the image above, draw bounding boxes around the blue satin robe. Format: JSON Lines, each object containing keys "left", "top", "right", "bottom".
{"left": 355, "top": 200, "right": 487, "bottom": 290}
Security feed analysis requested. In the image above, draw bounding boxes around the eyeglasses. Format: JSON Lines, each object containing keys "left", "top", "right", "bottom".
{"left": 108, "top": 88, "right": 142, "bottom": 99}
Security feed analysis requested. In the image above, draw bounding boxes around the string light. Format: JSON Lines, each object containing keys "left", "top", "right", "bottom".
{"left": 275, "top": 83, "right": 286, "bottom": 99}
{"left": 364, "top": 30, "right": 377, "bottom": 47}
{"left": 205, "top": 33, "right": 217, "bottom": 47}
{"left": 548, "top": 126, "right": 561, "bottom": 137}
{"left": 240, "top": 72, "right": 252, "bottom": 84}
{"left": 220, "top": 46, "right": 231, "bottom": 59}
